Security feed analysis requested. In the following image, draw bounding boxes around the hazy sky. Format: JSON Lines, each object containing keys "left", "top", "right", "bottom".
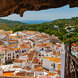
{"left": 2, "top": 5, "right": 78, "bottom": 21}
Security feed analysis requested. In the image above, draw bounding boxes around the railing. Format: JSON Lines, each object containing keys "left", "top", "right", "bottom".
{"left": 64, "top": 40, "right": 78, "bottom": 78}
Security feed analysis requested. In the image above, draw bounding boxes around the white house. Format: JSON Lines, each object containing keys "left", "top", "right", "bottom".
{"left": 0, "top": 67, "right": 3, "bottom": 75}
{"left": 43, "top": 57, "right": 61, "bottom": 71}
{"left": 34, "top": 67, "right": 44, "bottom": 77}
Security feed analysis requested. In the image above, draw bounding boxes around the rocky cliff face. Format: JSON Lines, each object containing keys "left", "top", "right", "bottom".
{"left": 0, "top": 0, "right": 78, "bottom": 17}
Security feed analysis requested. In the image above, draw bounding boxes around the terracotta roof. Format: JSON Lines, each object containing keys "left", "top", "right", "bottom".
{"left": 20, "top": 44, "right": 30, "bottom": 49}
{"left": 8, "top": 40, "right": 18, "bottom": 42}
{"left": 15, "top": 72, "right": 26, "bottom": 76}
{"left": 46, "top": 42, "right": 54, "bottom": 46}
{"left": 6, "top": 43, "right": 18, "bottom": 48}
{"left": 57, "top": 64, "right": 61, "bottom": 70}
{"left": 29, "top": 51, "right": 38, "bottom": 56}
{"left": 28, "top": 48, "right": 35, "bottom": 52}
{"left": 35, "top": 43, "right": 46, "bottom": 47}
{"left": 34, "top": 67, "right": 44, "bottom": 71}
{"left": 13, "top": 66, "right": 21, "bottom": 68}
{"left": 2, "top": 71, "right": 14, "bottom": 76}
{"left": 48, "top": 73, "right": 56, "bottom": 76}
{"left": 57, "top": 46, "right": 61, "bottom": 48}
{"left": 14, "top": 59, "right": 22, "bottom": 63}
{"left": 26, "top": 31, "right": 37, "bottom": 34}
{"left": 6, "top": 48, "right": 14, "bottom": 52}
{"left": 0, "top": 41, "right": 4, "bottom": 45}
{"left": 72, "top": 44, "right": 77, "bottom": 47}
{"left": 14, "top": 48, "right": 20, "bottom": 51}
{"left": 0, "top": 47, "right": 5, "bottom": 50}
{"left": 53, "top": 52, "right": 60, "bottom": 56}
{"left": 21, "top": 53, "right": 28, "bottom": 56}
{"left": 34, "top": 65, "right": 42, "bottom": 68}
{"left": 54, "top": 70, "right": 59, "bottom": 73}
{"left": 9, "top": 36, "right": 17, "bottom": 38}
{"left": 22, "top": 60, "right": 27, "bottom": 62}
{"left": 0, "top": 50, "right": 5, "bottom": 54}
{"left": 23, "top": 66, "right": 31, "bottom": 70}
{"left": 32, "top": 57, "right": 39, "bottom": 64}
{"left": 28, "top": 53, "right": 34, "bottom": 61}
{"left": 35, "top": 34, "right": 48, "bottom": 38}
{"left": 44, "top": 57, "right": 61, "bottom": 63}
{"left": 39, "top": 75, "right": 51, "bottom": 78}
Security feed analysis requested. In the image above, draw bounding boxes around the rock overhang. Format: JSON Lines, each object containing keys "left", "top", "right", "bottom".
{"left": 0, "top": 0, "right": 78, "bottom": 17}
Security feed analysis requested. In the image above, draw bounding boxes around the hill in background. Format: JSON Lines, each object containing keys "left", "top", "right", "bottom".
{"left": 0, "top": 17, "right": 78, "bottom": 44}
{"left": 13, "top": 17, "right": 78, "bottom": 44}
{"left": 0, "top": 19, "right": 26, "bottom": 30}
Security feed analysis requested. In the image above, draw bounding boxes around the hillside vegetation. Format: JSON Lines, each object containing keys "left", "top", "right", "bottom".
{"left": 0, "top": 19, "right": 26, "bottom": 30}
{"left": 0, "top": 17, "right": 78, "bottom": 44}
{"left": 13, "top": 17, "right": 78, "bottom": 44}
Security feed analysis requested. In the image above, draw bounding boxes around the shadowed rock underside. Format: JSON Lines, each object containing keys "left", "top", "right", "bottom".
{"left": 0, "top": 0, "right": 78, "bottom": 17}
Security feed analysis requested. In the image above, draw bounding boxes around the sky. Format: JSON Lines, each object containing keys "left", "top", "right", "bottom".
{"left": 2, "top": 5, "right": 78, "bottom": 21}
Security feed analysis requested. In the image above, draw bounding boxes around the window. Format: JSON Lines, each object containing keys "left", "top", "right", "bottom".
{"left": 10, "top": 57, "right": 11, "bottom": 59}
{"left": 5, "top": 57, "right": 7, "bottom": 60}
{"left": 13, "top": 53, "right": 14, "bottom": 55}
{"left": 22, "top": 50, "right": 26, "bottom": 53}
{"left": 9, "top": 53, "right": 11, "bottom": 56}
{"left": 51, "top": 63, "right": 55, "bottom": 68}
{"left": 13, "top": 56, "right": 14, "bottom": 58}
{"left": 8, "top": 57, "right": 9, "bottom": 60}
{"left": 39, "top": 73, "right": 42, "bottom": 75}
{"left": 16, "top": 55, "right": 19, "bottom": 58}
{"left": 8, "top": 54, "right": 9, "bottom": 56}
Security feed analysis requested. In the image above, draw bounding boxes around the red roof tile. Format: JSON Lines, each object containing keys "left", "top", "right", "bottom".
{"left": 39, "top": 76, "right": 51, "bottom": 78}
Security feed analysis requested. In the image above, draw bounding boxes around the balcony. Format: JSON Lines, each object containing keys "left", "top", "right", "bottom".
{"left": 65, "top": 40, "right": 78, "bottom": 78}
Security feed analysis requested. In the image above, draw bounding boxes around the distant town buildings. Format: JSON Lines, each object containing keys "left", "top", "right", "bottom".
{"left": 0, "top": 29, "right": 65, "bottom": 78}
{"left": 54, "top": 25, "right": 59, "bottom": 29}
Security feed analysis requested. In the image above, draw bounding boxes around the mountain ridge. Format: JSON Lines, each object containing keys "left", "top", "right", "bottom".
{"left": 0, "top": 19, "right": 26, "bottom": 30}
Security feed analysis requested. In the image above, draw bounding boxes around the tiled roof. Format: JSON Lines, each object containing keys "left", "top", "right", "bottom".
{"left": 28, "top": 53, "right": 34, "bottom": 61}
{"left": 57, "top": 64, "right": 61, "bottom": 70}
{"left": 0, "top": 47, "right": 5, "bottom": 50}
{"left": 32, "top": 57, "right": 39, "bottom": 64}
{"left": 44, "top": 57, "right": 61, "bottom": 63}
{"left": 0, "top": 41, "right": 4, "bottom": 45}
{"left": 72, "top": 44, "right": 77, "bottom": 47}
{"left": 57, "top": 46, "right": 61, "bottom": 48}
{"left": 53, "top": 52, "right": 60, "bottom": 56}
{"left": 46, "top": 42, "right": 54, "bottom": 46}
{"left": 14, "top": 48, "right": 20, "bottom": 51}
{"left": 29, "top": 51, "right": 39, "bottom": 56}
{"left": 9, "top": 36, "right": 16, "bottom": 38}
{"left": 48, "top": 72, "right": 56, "bottom": 76}
{"left": 22, "top": 60, "right": 27, "bottom": 62}
{"left": 14, "top": 59, "right": 22, "bottom": 63}
{"left": 21, "top": 53, "right": 28, "bottom": 56}
{"left": 6, "top": 48, "right": 14, "bottom": 52}
{"left": 34, "top": 67, "right": 44, "bottom": 71}
{"left": 39, "top": 75, "right": 51, "bottom": 78}
{"left": 2, "top": 71, "right": 14, "bottom": 76}
{"left": 8, "top": 40, "right": 18, "bottom": 42}
{"left": 15, "top": 71, "right": 26, "bottom": 76}
{"left": 35, "top": 43, "right": 46, "bottom": 47}
{"left": 13, "top": 66, "right": 21, "bottom": 68}
{"left": 23, "top": 66, "right": 31, "bottom": 70}
{"left": 6, "top": 43, "right": 18, "bottom": 48}
{"left": 20, "top": 44, "right": 30, "bottom": 49}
